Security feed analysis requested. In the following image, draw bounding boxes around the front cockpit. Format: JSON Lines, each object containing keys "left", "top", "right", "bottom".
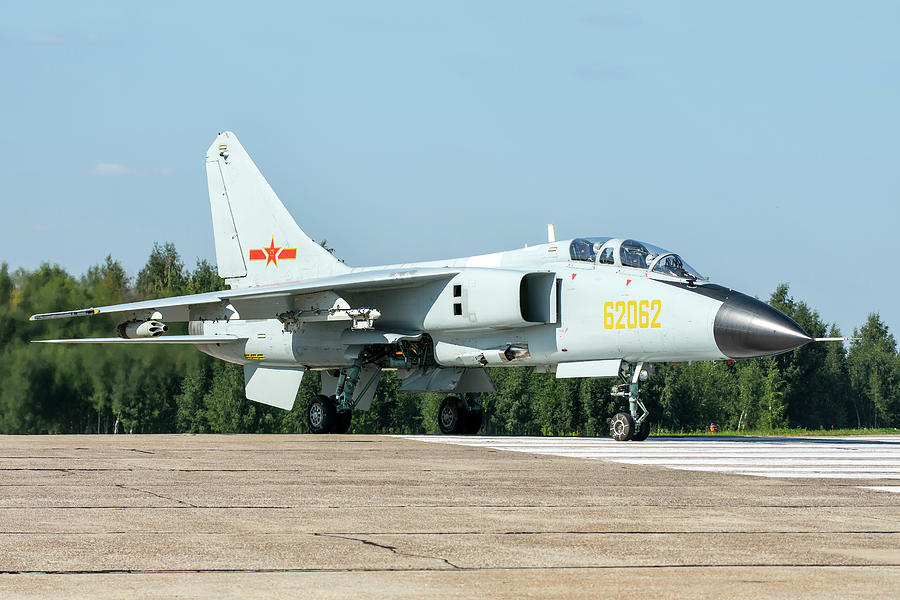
{"left": 568, "top": 237, "right": 704, "bottom": 282}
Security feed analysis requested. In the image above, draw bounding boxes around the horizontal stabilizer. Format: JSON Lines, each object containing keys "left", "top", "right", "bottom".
{"left": 33, "top": 335, "right": 241, "bottom": 344}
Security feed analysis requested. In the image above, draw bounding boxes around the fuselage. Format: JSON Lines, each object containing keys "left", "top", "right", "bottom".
{"left": 194, "top": 237, "right": 810, "bottom": 371}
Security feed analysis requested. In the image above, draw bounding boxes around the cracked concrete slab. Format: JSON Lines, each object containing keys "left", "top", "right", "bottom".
{"left": 0, "top": 434, "right": 898, "bottom": 598}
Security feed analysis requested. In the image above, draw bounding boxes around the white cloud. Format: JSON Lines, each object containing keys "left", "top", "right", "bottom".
{"left": 91, "top": 163, "right": 136, "bottom": 176}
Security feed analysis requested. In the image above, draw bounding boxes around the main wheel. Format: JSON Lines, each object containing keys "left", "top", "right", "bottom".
{"left": 438, "top": 396, "right": 464, "bottom": 434}
{"left": 331, "top": 409, "right": 352, "bottom": 434}
{"left": 462, "top": 409, "right": 483, "bottom": 435}
{"left": 307, "top": 394, "right": 336, "bottom": 434}
{"left": 609, "top": 412, "right": 635, "bottom": 441}
{"left": 631, "top": 419, "right": 651, "bottom": 441}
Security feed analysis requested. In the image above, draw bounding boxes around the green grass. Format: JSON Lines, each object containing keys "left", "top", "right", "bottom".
{"left": 651, "top": 427, "right": 900, "bottom": 437}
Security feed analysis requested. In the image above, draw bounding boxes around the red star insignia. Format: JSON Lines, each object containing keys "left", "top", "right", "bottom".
{"left": 264, "top": 237, "right": 281, "bottom": 267}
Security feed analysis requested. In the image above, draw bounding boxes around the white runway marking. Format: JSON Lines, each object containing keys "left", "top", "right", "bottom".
{"left": 402, "top": 435, "right": 900, "bottom": 491}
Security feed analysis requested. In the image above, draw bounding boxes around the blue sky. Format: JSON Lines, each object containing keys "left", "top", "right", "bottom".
{"left": 1, "top": 1, "right": 898, "bottom": 338}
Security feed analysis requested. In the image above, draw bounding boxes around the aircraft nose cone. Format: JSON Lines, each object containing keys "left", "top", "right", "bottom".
{"left": 713, "top": 293, "right": 811, "bottom": 359}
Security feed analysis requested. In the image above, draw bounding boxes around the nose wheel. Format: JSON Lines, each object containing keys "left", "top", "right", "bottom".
{"left": 609, "top": 362, "right": 652, "bottom": 441}
{"left": 631, "top": 417, "right": 651, "bottom": 441}
{"left": 609, "top": 412, "right": 634, "bottom": 441}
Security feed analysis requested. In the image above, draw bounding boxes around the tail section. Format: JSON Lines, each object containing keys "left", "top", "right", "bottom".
{"left": 206, "top": 131, "right": 350, "bottom": 288}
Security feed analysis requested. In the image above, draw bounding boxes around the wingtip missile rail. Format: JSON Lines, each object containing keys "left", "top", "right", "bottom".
{"left": 30, "top": 308, "right": 99, "bottom": 321}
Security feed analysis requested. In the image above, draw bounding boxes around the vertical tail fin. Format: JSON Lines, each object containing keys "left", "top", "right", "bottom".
{"left": 206, "top": 131, "right": 350, "bottom": 288}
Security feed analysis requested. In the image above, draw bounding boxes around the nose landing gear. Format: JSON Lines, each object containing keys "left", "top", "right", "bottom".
{"left": 610, "top": 362, "right": 652, "bottom": 441}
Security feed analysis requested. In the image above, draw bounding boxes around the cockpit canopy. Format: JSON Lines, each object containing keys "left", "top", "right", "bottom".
{"left": 568, "top": 237, "right": 610, "bottom": 263}
{"left": 568, "top": 237, "right": 704, "bottom": 281}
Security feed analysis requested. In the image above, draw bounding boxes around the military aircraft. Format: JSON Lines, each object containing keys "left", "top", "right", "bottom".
{"left": 30, "top": 132, "right": 838, "bottom": 441}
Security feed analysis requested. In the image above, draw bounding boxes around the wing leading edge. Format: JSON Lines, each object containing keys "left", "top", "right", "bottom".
{"left": 29, "top": 268, "right": 459, "bottom": 322}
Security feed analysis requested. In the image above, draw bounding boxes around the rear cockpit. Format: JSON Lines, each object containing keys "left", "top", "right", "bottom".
{"left": 569, "top": 237, "right": 704, "bottom": 282}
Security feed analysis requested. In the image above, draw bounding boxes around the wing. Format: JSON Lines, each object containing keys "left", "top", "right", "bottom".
{"left": 33, "top": 335, "right": 242, "bottom": 344}
{"left": 29, "top": 268, "right": 459, "bottom": 323}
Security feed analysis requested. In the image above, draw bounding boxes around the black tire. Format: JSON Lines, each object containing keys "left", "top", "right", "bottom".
{"left": 609, "top": 412, "right": 635, "bottom": 441}
{"left": 331, "top": 409, "right": 352, "bottom": 434}
{"left": 307, "top": 395, "right": 335, "bottom": 434}
{"left": 462, "top": 409, "right": 483, "bottom": 435}
{"left": 438, "top": 396, "right": 464, "bottom": 434}
{"left": 631, "top": 419, "right": 651, "bottom": 441}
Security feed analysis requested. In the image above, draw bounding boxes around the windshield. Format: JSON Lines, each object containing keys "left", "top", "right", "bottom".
{"left": 619, "top": 239, "right": 668, "bottom": 269}
{"left": 651, "top": 254, "right": 704, "bottom": 280}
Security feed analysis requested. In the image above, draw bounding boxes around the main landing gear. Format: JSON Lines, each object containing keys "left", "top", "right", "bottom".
{"left": 306, "top": 337, "right": 438, "bottom": 434}
{"left": 438, "top": 394, "right": 484, "bottom": 435}
{"left": 306, "top": 361, "right": 362, "bottom": 434}
{"left": 609, "top": 362, "right": 652, "bottom": 442}
{"left": 306, "top": 358, "right": 372, "bottom": 434}
{"left": 307, "top": 394, "right": 353, "bottom": 434}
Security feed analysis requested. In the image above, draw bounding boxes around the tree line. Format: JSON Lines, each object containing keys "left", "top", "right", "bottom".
{"left": 1, "top": 243, "right": 898, "bottom": 435}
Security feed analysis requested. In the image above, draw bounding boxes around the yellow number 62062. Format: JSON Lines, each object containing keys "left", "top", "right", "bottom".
{"left": 603, "top": 300, "right": 661, "bottom": 330}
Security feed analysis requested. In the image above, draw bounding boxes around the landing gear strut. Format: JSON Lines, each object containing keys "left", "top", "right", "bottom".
{"left": 307, "top": 338, "right": 435, "bottom": 434}
{"left": 438, "top": 393, "right": 483, "bottom": 435}
{"left": 307, "top": 354, "right": 374, "bottom": 435}
{"left": 610, "top": 362, "right": 651, "bottom": 441}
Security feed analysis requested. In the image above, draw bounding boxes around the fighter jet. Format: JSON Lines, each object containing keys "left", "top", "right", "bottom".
{"left": 30, "top": 132, "right": 835, "bottom": 441}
